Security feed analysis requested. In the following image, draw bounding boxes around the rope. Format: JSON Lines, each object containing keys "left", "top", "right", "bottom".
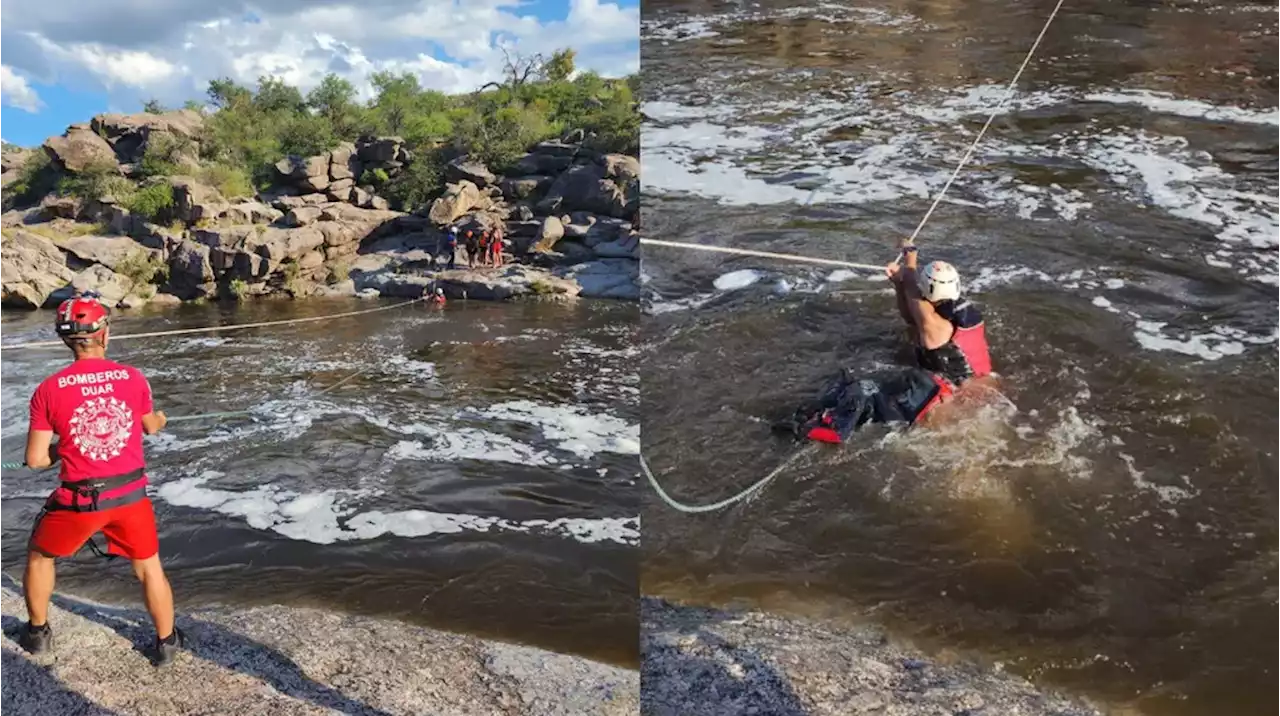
{"left": 897, "top": 0, "right": 1068, "bottom": 254}
{"left": 640, "top": 446, "right": 816, "bottom": 514}
{"left": 154, "top": 364, "right": 370, "bottom": 424}
{"left": 639, "top": 239, "right": 885, "bottom": 272}
{"left": 0, "top": 297, "right": 427, "bottom": 351}
{"left": 1, "top": 365, "right": 372, "bottom": 470}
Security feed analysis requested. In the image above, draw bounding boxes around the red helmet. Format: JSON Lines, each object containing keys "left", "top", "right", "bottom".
{"left": 55, "top": 294, "right": 110, "bottom": 337}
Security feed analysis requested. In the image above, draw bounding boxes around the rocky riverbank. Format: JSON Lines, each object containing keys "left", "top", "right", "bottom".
{"left": 0, "top": 578, "right": 637, "bottom": 716}
{"left": 1, "top": 109, "right": 640, "bottom": 310}
{"left": 640, "top": 597, "right": 1105, "bottom": 716}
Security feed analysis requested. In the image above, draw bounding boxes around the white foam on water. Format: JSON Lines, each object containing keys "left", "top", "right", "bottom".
{"left": 1085, "top": 90, "right": 1280, "bottom": 127}
{"left": 156, "top": 472, "right": 639, "bottom": 546}
{"left": 1118, "top": 453, "right": 1196, "bottom": 503}
{"left": 383, "top": 354, "right": 438, "bottom": 378}
{"left": 713, "top": 269, "right": 765, "bottom": 291}
{"left": 645, "top": 291, "right": 719, "bottom": 315}
{"left": 644, "top": 19, "right": 720, "bottom": 41}
{"left": 473, "top": 400, "right": 640, "bottom": 460}
{"left": 1131, "top": 321, "right": 1276, "bottom": 361}
{"left": 386, "top": 431, "right": 556, "bottom": 466}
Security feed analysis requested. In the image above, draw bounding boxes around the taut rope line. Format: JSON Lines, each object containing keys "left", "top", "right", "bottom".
{"left": 893, "top": 0, "right": 1068, "bottom": 261}
{"left": 638, "top": 239, "right": 884, "bottom": 272}
{"left": 639, "top": 0, "right": 1068, "bottom": 513}
{"left": 1, "top": 364, "right": 373, "bottom": 470}
{"left": 0, "top": 296, "right": 427, "bottom": 351}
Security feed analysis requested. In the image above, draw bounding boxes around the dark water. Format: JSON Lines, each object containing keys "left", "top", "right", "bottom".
{"left": 1, "top": 298, "right": 641, "bottom": 666}
{"left": 640, "top": 1, "right": 1277, "bottom": 714}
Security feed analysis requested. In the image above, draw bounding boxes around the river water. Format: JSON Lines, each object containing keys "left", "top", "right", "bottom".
{"left": 639, "top": 1, "right": 1276, "bottom": 714}
{"left": 1, "top": 297, "right": 641, "bottom": 666}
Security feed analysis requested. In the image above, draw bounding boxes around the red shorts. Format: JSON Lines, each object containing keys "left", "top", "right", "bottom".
{"left": 29, "top": 497, "right": 160, "bottom": 560}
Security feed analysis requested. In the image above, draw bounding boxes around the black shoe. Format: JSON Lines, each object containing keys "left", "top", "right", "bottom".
{"left": 154, "top": 627, "right": 186, "bottom": 666}
{"left": 19, "top": 622, "right": 52, "bottom": 655}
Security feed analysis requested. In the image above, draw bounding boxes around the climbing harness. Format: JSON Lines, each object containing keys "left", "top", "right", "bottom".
{"left": 638, "top": 0, "right": 1068, "bottom": 513}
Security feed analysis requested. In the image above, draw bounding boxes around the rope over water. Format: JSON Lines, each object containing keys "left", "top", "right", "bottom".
{"left": 639, "top": 0, "right": 1068, "bottom": 513}
{"left": 0, "top": 296, "right": 427, "bottom": 351}
{"left": 0, "top": 295, "right": 419, "bottom": 469}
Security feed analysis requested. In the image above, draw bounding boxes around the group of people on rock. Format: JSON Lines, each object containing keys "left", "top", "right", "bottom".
{"left": 436, "top": 225, "right": 506, "bottom": 271}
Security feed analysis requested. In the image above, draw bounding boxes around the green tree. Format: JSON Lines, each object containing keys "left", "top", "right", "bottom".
{"left": 143, "top": 99, "right": 166, "bottom": 114}
{"left": 207, "top": 78, "right": 253, "bottom": 111}
{"left": 254, "top": 75, "right": 306, "bottom": 114}
{"left": 307, "top": 74, "right": 359, "bottom": 136}
{"left": 541, "top": 49, "right": 576, "bottom": 82}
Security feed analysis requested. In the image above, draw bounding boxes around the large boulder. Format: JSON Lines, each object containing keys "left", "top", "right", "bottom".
{"left": 532, "top": 141, "right": 580, "bottom": 158}
{"left": 499, "top": 175, "right": 554, "bottom": 201}
{"left": 0, "top": 230, "right": 76, "bottom": 308}
{"left": 219, "top": 202, "right": 283, "bottom": 226}
{"left": 246, "top": 226, "right": 326, "bottom": 266}
{"left": 533, "top": 216, "right": 565, "bottom": 252}
{"left": 328, "top": 143, "right": 361, "bottom": 181}
{"left": 43, "top": 125, "right": 118, "bottom": 174}
{"left": 592, "top": 233, "right": 640, "bottom": 259}
{"left": 39, "top": 195, "right": 85, "bottom": 221}
{"left": 357, "top": 137, "right": 404, "bottom": 165}
{"left": 89, "top": 110, "right": 204, "bottom": 164}
{"left": 165, "top": 239, "right": 214, "bottom": 298}
{"left": 56, "top": 235, "right": 160, "bottom": 272}
{"left": 536, "top": 163, "right": 628, "bottom": 218}
{"left": 284, "top": 206, "right": 324, "bottom": 228}
{"left": 169, "top": 176, "right": 226, "bottom": 223}
{"left": 514, "top": 152, "right": 573, "bottom": 176}
{"left": 326, "top": 177, "right": 355, "bottom": 202}
{"left": 1, "top": 148, "right": 35, "bottom": 191}
{"left": 427, "top": 181, "right": 485, "bottom": 225}
{"left": 601, "top": 154, "right": 640, "bottom": 182}
{"left": 275, "top": 155, "right": 331, "bottom": 191}
{"left": 67, "top": 264, "right": 134, "bottom": 306}
{"left": 445, "top": 156, "right": 496, "bottom": 188}
{"left": 555, "top": 259, "right": 640, "bottom": 300}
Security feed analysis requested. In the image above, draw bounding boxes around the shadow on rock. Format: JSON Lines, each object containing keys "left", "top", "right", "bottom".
{"left": 1, "top": 574, "right": 391, "bottom": 716}
{"left": 640, "top": 597, "right": 809, "bottom": 716}
{"left": 1, "top": 647, "right": 120, "bottom": 716}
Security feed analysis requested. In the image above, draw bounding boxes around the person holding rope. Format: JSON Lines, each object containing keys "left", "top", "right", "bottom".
{"left": 18, "top": 293, "right": 185, "bottom": 664}
{"left": 782, "top": 242, "right": 993, "bottom": 443}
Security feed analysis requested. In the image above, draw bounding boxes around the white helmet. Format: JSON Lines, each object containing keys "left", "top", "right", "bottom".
{"left": 917, "top": 260, "right": 961, "bottom": 303}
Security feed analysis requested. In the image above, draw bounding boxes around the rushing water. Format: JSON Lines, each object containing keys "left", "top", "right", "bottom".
{"left": 639, "top": 1, "right": 1277, "bottom": 714}
{"left": 1, "top": 297, "right": 641, "bottom": 666}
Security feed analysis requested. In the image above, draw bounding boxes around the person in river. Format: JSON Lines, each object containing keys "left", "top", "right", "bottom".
{"left": 431, "top": 287, "right": 447, "bottom": 306}
{"left": 19, "top": 293, "right": 185, "bottom": 664}
{"left": 782, "top": 244, "right": 993, "bottom": 443}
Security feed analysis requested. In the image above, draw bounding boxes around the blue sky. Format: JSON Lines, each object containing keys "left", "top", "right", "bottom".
{"left": 1, "top": 0, "right": 639, "bottom": 147}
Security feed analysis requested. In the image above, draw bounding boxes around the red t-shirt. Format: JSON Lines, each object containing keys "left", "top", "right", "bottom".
{"left": 29, "top": 358, "right": 153, "bottom": 485}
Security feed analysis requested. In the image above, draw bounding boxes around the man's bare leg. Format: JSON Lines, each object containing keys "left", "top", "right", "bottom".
{"left": 23, "top": 550, "right": 56, "bottom": 626}
{"left": 131, "top": 554, "right": 175, "bottom": 638}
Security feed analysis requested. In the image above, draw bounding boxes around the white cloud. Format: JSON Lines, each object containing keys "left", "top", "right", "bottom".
{"left": 0, "top": 0, "right": 638, "bottom": 111}
{"left": 1, "top": 65, "right": 44, "bottom": 112}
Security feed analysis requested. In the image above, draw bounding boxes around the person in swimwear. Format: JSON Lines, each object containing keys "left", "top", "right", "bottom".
{"left": 784, "top": 243, "right": 993, "bottom": 443}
